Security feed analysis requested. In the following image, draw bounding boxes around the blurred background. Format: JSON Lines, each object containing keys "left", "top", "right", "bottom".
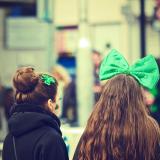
{"left": 0, "top": 0, "right": 160, "bottom": 159}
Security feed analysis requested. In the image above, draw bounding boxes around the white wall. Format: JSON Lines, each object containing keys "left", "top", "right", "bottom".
{"left": 88, "top": 0, "right": 126, "bottom": 23}
{"left": 54, "top": 0, "right": 79, "bottom": 26}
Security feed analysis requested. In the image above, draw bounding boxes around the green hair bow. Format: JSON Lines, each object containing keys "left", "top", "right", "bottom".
{"left": 99, "top": 49, "right": 159, "bottom": 89}
{"left": 40, "top": 74, "right": 56, "bottom": 85}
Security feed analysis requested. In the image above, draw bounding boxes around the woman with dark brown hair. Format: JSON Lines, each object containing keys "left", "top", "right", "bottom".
{"left": 73, "top": 49, "right": 160, "bottom": 160}
{"left": 2, "top": 67, "right": 69, "bottom": 160}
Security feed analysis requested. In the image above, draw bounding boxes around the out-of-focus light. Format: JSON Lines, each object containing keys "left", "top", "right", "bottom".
{"left": 79, "top": 38, "right": 90, "bottom": 48}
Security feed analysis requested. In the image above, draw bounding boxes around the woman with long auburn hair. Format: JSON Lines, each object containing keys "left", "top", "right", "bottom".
{"left": 73, "top": 49, "right": 160, "bottom": 160}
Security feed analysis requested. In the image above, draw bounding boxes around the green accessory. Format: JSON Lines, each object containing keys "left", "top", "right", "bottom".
{"left": 99, "top": 49, "right": 159, "bottom": 89}
{"left": 150, "top": 105, "right": 158, "bottom": 113}
{"left": 150, "top": 87, "right": 158, "bottom": 97}
{"left": 40, "top": 74, "right": 56, "bottom": 85}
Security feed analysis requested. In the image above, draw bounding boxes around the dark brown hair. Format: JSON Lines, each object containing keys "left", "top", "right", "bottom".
{"left": 13, "top": 67, "right": 58, "bottom": 106}
{"left": 77, "top": 74, "right": 160, "bottom": 160}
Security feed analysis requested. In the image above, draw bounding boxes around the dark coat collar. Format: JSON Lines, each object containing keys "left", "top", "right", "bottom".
{"left": 9, "top": 103, "right": 61, "bottom": 136}
{"left": 11, "top": 103, "right": 60, "bottom": 126}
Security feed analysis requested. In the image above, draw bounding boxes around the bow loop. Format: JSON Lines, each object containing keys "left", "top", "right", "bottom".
{"left": 99, "top": 49, "right": 129, "bottom": 80}
{"left": 129, "top": 55, "right": 159, "bottom": 89}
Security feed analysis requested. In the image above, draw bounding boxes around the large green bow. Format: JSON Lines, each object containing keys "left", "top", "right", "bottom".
{"left": 99, "top": 49, "right": 159, "bottom": 89}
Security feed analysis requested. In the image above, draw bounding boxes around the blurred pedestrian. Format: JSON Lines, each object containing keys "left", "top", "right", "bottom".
{"left": 2, "top": 87, "right": 14, "bottom": 120}
{"left": 92, "top": 50, "right": 102, "bottom": 103}
{"left": 52, "top": 65, "right": 78, "bottom": 125}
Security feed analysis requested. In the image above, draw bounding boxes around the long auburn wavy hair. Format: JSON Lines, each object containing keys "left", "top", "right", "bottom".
{"left": 77, "top": 74, "right": 160, "bottom": 160}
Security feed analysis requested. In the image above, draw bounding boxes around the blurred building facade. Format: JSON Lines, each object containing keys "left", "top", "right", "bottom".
{"left": 0, "top": 0, "right": 160, "bottom": 159}
{"left": 0, "top": 0, "right": 159, "bottom": 85}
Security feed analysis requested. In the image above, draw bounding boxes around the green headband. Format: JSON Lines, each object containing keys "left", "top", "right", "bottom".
{"left": 40, "top": 74, "right": 56, "bottom": 85}
{"left": 99, "top": 49, "right": 159, "bottom": 89}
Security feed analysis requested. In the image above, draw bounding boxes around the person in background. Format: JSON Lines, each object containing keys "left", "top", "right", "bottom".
{"left": 2, "top": 87, "right": 14, "bottom": 120}
{"left": 52, "top": 65, "right": 78, "bottom": 126}
{"left": 0, "top": 77, "right": 14, "bottom": 121}
{"left": 52, "top": 65, "right": 71, "bottom": 91}
{"left": 143, "top": 58, "right": 160, "bottom": 125}
{"left": 52, "top": 65, "right": 71, "bottom": 115}
{"left": 148, "top": 58, "right": 160, "bottom": 124}
{"left": 0, "top": 78, "right": 14, "bottom": 141}
{"left": 92, "top": 50, "right": 102, "bottom": 103}
{"left": 0, "top": 78, "right": 4, "bottom": 105}
{"left": 73, "top": 49, "right": 160, "bottom": 160}
{"left": 0, "top": 79, "right": 4, "bottom": 129}
{"left": 62, "top": 78, "right": 77, "bottom": 126}
{"left": 2, "top": 67, "right": 69, "bottom": 160}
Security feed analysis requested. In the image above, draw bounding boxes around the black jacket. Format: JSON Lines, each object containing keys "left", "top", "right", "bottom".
{"left": 2, "top": 103, "right": 69, "bottom": 160}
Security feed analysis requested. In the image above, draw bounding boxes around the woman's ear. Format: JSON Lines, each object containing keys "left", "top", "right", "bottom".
{"left": 47, "top": 96, "right": 60, "bottom": 116}
{"left": 47, "top": 99, "right": 55, "bottom": 113}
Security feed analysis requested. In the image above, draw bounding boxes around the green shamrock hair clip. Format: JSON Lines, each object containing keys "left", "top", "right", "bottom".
{"left": 40, "top": 74, "right": 56, "bottom": 85}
